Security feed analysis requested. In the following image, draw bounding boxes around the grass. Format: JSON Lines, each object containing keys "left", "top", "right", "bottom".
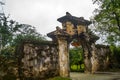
{"left": 48, "top": 76, "right": 72, "bottom": 80}
{"left": 108, "top": 68, "right": 120, "bottom": 72}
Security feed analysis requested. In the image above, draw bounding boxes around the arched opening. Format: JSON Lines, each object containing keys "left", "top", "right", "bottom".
{"left": 69, "top": 41, "right": 84, "bottom": 72}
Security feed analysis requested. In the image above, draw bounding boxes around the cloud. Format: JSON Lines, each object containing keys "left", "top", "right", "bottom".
{"left": 4, "top": 0, "right": 97, "bottom": 35}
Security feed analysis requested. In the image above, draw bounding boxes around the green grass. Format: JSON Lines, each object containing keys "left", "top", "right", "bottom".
{"left": 48, "top": 76, "right": 72, "bottom": 80}
{"left": 108, "top": 68, "right": 120, "bottom": 72}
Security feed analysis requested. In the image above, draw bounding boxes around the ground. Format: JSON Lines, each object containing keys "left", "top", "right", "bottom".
{"left": 70, "top": 72, "right": 120, "bottom": 80}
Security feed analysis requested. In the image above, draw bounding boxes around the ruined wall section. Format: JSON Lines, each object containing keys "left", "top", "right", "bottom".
{"left": 96, "top": 45, "right": 111, "bottom": 71}
{"left": 91, "top": 44, "right": 111, "bottom": 73}
{"left": 21, "top": 41, "right": 59, "bottom": 79}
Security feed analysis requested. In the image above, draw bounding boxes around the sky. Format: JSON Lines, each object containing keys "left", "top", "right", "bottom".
{"left": 3, "top": 0, "right": 97, "bottom": 36}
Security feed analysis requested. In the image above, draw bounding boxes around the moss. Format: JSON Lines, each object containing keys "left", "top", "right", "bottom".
{"left": 48, "top": 76, "right": 72, "bottom": 80}
{"left": 2, "top": 74, "right": 17, "bottom": 80}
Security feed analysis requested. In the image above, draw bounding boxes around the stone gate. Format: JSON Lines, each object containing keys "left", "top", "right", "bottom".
{"left": 47, "top": 12, "right": 95, "bottom": 76}
{"left": 19, "top": 12, "right": 111, "bottom": 79}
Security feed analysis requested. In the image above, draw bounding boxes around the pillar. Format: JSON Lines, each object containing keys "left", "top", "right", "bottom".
{"left": 57, "top": 36, "right": 70, "bottom": 77}
{"left": 81, "top": 40, "right": 92, "bottom": 73}
{"left": 91, "top": 43, "right": 99, "bottom": 73}
{"left": 84, "top": 48, "right": 92, "bottom": 73}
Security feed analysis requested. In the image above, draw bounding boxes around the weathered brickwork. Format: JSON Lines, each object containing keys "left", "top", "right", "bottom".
{"left": 21, "top": 41, "right": 59, "bottom": 79}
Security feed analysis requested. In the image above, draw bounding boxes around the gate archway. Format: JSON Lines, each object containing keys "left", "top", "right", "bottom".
{"left": 47, "top": 12, "right": 99, "bottom": 77}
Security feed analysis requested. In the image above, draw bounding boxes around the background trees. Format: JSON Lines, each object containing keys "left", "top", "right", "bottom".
{"left": 69, "top": 46, "right": 84, "bottom": 71}
{"left": 92, "top": 0, "right": 120, "bottom": 45}
{"left": 0, "top": 14, "right": 46, "bottom": 79}
{"left": 92, "top": 0, "right": 120, "bottom": 69}
{"left": 0, "top": 15, "right": 46, "bottom": 48}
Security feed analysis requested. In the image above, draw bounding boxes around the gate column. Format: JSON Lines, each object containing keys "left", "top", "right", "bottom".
{"left": 57, "top": 36, "right": 70, "bottom": 77}
{"left": 47, "top": 31, "right": 70, "bottom": 77}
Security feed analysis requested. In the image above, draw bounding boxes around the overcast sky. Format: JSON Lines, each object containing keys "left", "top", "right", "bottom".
{"left": 4, "top": 0, "right": 97, "bottom": 36}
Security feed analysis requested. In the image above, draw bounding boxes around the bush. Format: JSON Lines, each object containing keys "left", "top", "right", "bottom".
{"left": 70, "top": 64, "right": 84, "bottom": 72}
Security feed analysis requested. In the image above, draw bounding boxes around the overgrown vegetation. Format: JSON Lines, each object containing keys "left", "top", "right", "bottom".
{"left": 0, "top": 14, "right": 46, "bottom": 80}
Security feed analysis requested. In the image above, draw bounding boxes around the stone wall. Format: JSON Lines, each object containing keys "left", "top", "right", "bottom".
{"left": 21, "top": 41, "right": 59, "bottom": 79}
{"left": 96, "top": 45, "right": 111, "bottom": 71}
{"left": 91, "top": 44, "right": 111, "bottom": 73}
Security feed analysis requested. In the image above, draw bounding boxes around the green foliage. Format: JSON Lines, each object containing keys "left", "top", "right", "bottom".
{"left": 0, "top": 46, "right": 16, "bottom": 68}
{"left": 69, "top": 47, "right": 83, "bottom": 65}
{"left": 12, "top": 34, "right": 46, "bottom": 47}
{"left": 110, "top": 45, "right": 120, "bottom": 68}
{"left": 69, "top": 47, "right": 84, "bottom": 72}
{"left": 71, "top": 65, "right": 84, "bottom": 72}
{"left": 0, "top": 46, "right": 17, "bottom": 79}
{"left": 92, "top": 0, "right": 120, "bottom": 45}
{"left": 0, "top": 16, "right": 15, "bottom": 47}
{"left": 0, "top": 15, "right": 46, "bottom": 48}
{"left": 113, "top": 46, "right": 120, "bottom": 62}
{"left": 0, "top": 14, "right": 46, "bottom": 79}
{"left": 48, "top": 76, "right": 71, "bottom": 80}
{"left": 11, "top": 24, "right": 46, "bottom": 47}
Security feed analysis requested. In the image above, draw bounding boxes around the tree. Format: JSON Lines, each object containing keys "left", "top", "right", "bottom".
{"left": 0, "top": 15, "right": 15, "bottom": 47}
{"left": 11, "top": 24, "right": 46, "bottom": 47}
{"left": 92, "top": 0, "right": 120, "bottom": 45}
{"left": 0, "top": 14, "right": 46, "bottom": 80}
{"left": 0, "top": 15, "right": 46, "bottom": 47}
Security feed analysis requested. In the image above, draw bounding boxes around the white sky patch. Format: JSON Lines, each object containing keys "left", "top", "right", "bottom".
{"left": 4, "top": 0, "right": 98, "bottom": 36}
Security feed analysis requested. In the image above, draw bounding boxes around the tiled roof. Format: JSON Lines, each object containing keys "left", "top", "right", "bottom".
{"left": 57, "top": 12, "right": 91, "bottom": 25}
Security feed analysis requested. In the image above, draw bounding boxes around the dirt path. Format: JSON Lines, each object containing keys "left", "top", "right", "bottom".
{"left": 70, "top": 72, "right": 120, "bottom": 80}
